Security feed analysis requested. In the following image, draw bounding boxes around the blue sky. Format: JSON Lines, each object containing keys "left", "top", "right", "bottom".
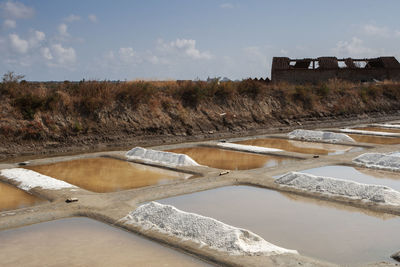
{"left": 0, "top": 0, "right": 400, "bottom": 81}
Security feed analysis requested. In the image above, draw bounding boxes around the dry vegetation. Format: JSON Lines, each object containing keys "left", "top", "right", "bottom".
{"left": 1, "top": 71, "right": 400, "bottom": 147}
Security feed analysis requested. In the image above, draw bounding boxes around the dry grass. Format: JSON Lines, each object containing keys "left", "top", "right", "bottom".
{"left": 2, "top": 78, "right": 400, "bottom": 122}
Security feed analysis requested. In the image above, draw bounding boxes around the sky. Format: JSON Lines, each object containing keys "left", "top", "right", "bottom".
{"left": 0, "top": 0, "right": 400, "bottom": 81}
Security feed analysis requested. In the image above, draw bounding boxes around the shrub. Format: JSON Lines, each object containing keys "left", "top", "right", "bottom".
{"left": 237, "top": 79, "right": 262, "bottom": 98}
{"left": 293, "top": 85, "right": 313, "bottom": 109}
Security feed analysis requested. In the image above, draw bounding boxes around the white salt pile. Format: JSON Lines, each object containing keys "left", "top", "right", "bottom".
{"left": 340, "top": 128, "right": 400, "bottom": 137}
{"left": 390, "top": 152, "right": 400, "bottom": 157}
{"left": 216, "top": 142, "right": 282, "bottom": 153}
{"left": 121, "top": 202, "right": 297, "bottom": 256}
{"left": 288, "top": 129, "right": 355, "bottom": 143}
{"left": 372, "top": 124, "right": 400, "bottom": 129}
{"left": 0, "top": 168, "right": 77, "bottom": 191}
{"left": 353, "top": 153, "right": 400, "bottom": 172}
{"left": 126, "top": 147, "right": 200, "bottom": 167}
{"left": 275, "top": 172, "right": 400, "bottom": 206}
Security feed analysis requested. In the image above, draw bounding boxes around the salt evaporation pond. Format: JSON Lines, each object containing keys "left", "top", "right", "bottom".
{"left": 299, "top": 165, "right": 400, "bottom": 191}
{"left": 0, "top": 217, "right": 211, "bottom": 267}
{"left": 167, "top": 147, "right": 295, "bottom": 170}
{"left": 235, "top": 138, "right": 360, "bottom": 155}
{"left": 158, "top": 185, "right": 400, "bottom": 265}
{"left": 27, "top": 158, "right": 191, "bottom": 193}
{"left": 348, "top": 134, "right": 400, "bottom": 144}
{"left": 0, "top": 182, "right": 46, "bottom": 212}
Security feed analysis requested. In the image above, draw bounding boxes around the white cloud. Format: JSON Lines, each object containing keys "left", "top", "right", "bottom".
{"left": 28, "top": 30, "right": 45, "bottom": 47}
{"left": 280, "top": 49, "right": 288, "bottom": 55}
{"left": 41, "top": 47, "right": 52, "bottom": 60}
{"left": 118, "top": 47, "right": 139, "bottom": 63}
{"left": 58, "top": 23, "right": 69, "bottom": 36}
{"left": 3, "top": 19, "right": 16, "bottom": 29}
{"left": 88, "top": 14, "right": 97, "bottom": 23}
{"left": 34, "top": 30, "right": 45, "bottom": 41}
{"left": 9, "top": 33, "right": 28, "bottom": 53}
{"left": 1, "top": 1, "right": 34, "bottom": 19}
{"left": 119, "top": 47, "right": 135, "bottom": 58}
{"left": 333, "top": 37, "right": 376, "bottom": 57}
{"left": 220, "top": 3, "right": 234, "bottom": 9}
{"left": 51, "top": 44, "right": 76, "bottom": 64}
{"left": 158, "top": 38, "right": 212, "bottom": 60}
{"left": 64, "top": 14, "right": 80, "bottom": 22}
{"left": 363, "top": 24, "right": 391, "bottom": 37}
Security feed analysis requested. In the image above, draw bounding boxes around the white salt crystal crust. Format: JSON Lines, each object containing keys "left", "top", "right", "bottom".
{"left": 288, "top": 129, "right": 355, "bottom": 143}
{"left": 126, "top": 147, "right": 199, "bottom": 167}
{"left": 0, "top": 168, "right": 77, "bottom": 191}
{"left": 353, "top": 153, "right": 400, "bottom": 172}
{"left": 121, "top": 202, "right": 297, "bottom": 256}
{"left": 276, "top": 172, "right": 400, "bottom": 206}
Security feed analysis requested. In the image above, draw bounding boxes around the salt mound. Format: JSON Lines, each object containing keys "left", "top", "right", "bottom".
{"left": 340, "top": 128, "right": 400, "bottom": 137}
{"left": 288, "top": 129, "right": 355, "bottom": 143}
{"left": 121, "top": 202, "right": 297, "bottom": 256}
{"left": 372, "top": 123, "right": 400, "bottom": 129}
{"left": 275, "top": 172, "right": 400, "bottom": 205}
{"left": 0, "top": 168, "right": 77, "bottom": 191}
{"left": 390, "top": 152, "right": 400, "bottom": 157}
{"left": 216, "top": 142, "right": 282, "bottom": 153}
{"left": 126, "top": 147, "right": 199, "bottom": 167}
{"left": 353, "top": 153, "right": 400, "bottom": 172}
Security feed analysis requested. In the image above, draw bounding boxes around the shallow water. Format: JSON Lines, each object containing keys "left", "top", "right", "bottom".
{"left": 235, "top": 138, "right": 358, "bottom": 155}
{"left": 348, "top": 134, "right": 400, "bottom": 144}
{"left": 27, "top": 158, "right": 191, "bottom": 193}
{"left": 0, "top": 182, "right": 45, "bottom": 212}
{"left": 167, "top": 146, "right": 295, "bottom": 170}
{"left": 0, "top": 217, "right": 211, "bottom": 267}
{"left": 158, "top": 185, "right": 400, "bottom": 265}
{"left": 299, "top": 165, "right": 400, "bottom": 191}
{"left": 353, "top": 126, "right": 400, "bottom": 134}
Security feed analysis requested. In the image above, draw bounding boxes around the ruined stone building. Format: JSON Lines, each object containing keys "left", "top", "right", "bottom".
{"left": 271, "top": 56, "right": 400, "bottom": 83}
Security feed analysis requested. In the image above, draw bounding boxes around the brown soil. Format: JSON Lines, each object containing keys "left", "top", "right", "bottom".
{"left": 2, "top": 81, "right": 400, "bottom": 162}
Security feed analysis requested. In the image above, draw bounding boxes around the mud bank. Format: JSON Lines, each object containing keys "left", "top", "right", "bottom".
{"left": 2, "top": 79, "right": 400, "bottom": 162}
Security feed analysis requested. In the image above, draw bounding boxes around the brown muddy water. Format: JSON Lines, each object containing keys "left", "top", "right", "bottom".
{"left": 0, "top": 182, "right": 46, "bottom": 212}
{"left": 0, "top": 217, "right": 211, "bottom": 267}
{"left": 348, "top": 134, "right": 400, "bottom": 144}
{"left": 167, "top": 147, "right": 295, "bottom": 170}
{"left": 235, "top": 138, "right": 360, "bottom": 155}
{"left": 298, "top": 165, "right": 400, "bottom": 191}
{"left": 353, "top": 126, "right": 400, "bottom": 134}
{"left": 26, "top": 158, "right": 191, "bottom": 193}
{"left": 158, "top": 185, "right": 400, "bottom": 265}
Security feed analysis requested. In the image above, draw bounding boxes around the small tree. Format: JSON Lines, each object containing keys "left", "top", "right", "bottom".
{"left": 2, "top": 71, "right": 25, "bottom": 83}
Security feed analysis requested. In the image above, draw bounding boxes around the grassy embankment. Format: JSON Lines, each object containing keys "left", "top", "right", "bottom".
{"left": 1, "top": 77, "right": 400, "bottom": 144}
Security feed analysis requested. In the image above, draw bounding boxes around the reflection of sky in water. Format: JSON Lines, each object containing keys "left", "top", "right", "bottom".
{"left": 159, "top": 185, "right": 400, "bottom": 265}
{"left": 168, "top": 146, "right": 294, "bottom": 170}
{"left": 0, "top": 218, "right": 209, "bottom": 267}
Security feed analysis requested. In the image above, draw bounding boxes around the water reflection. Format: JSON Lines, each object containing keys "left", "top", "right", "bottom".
{"left": 0, "top": 182, "right": 45, "bottom": 212}
{"left": 0, "top": 217, "right": 210, "bottom": 267}
{"left": 236, "top": 138, "right": 356, "bottom": 155}
{"left": 159, "top": 185, "right": 400, "bottom": 265}
{"left": 348, "top": 134, "right": 400, "bottom": 144}
{"left": 27, "top": 158, "right": 191, "bottom": 193}
{"left": 168, "top": 147, "right": 295, "bottom": 170}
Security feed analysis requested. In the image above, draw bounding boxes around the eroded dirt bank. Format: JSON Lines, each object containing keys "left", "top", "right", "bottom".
{"left": 1, "top": 80, "right": 400, "bottom": 161}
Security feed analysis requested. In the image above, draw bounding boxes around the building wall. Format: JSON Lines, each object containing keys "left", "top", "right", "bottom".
{"left": 272, "top": 68, "right": 400, "bottom": 84}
